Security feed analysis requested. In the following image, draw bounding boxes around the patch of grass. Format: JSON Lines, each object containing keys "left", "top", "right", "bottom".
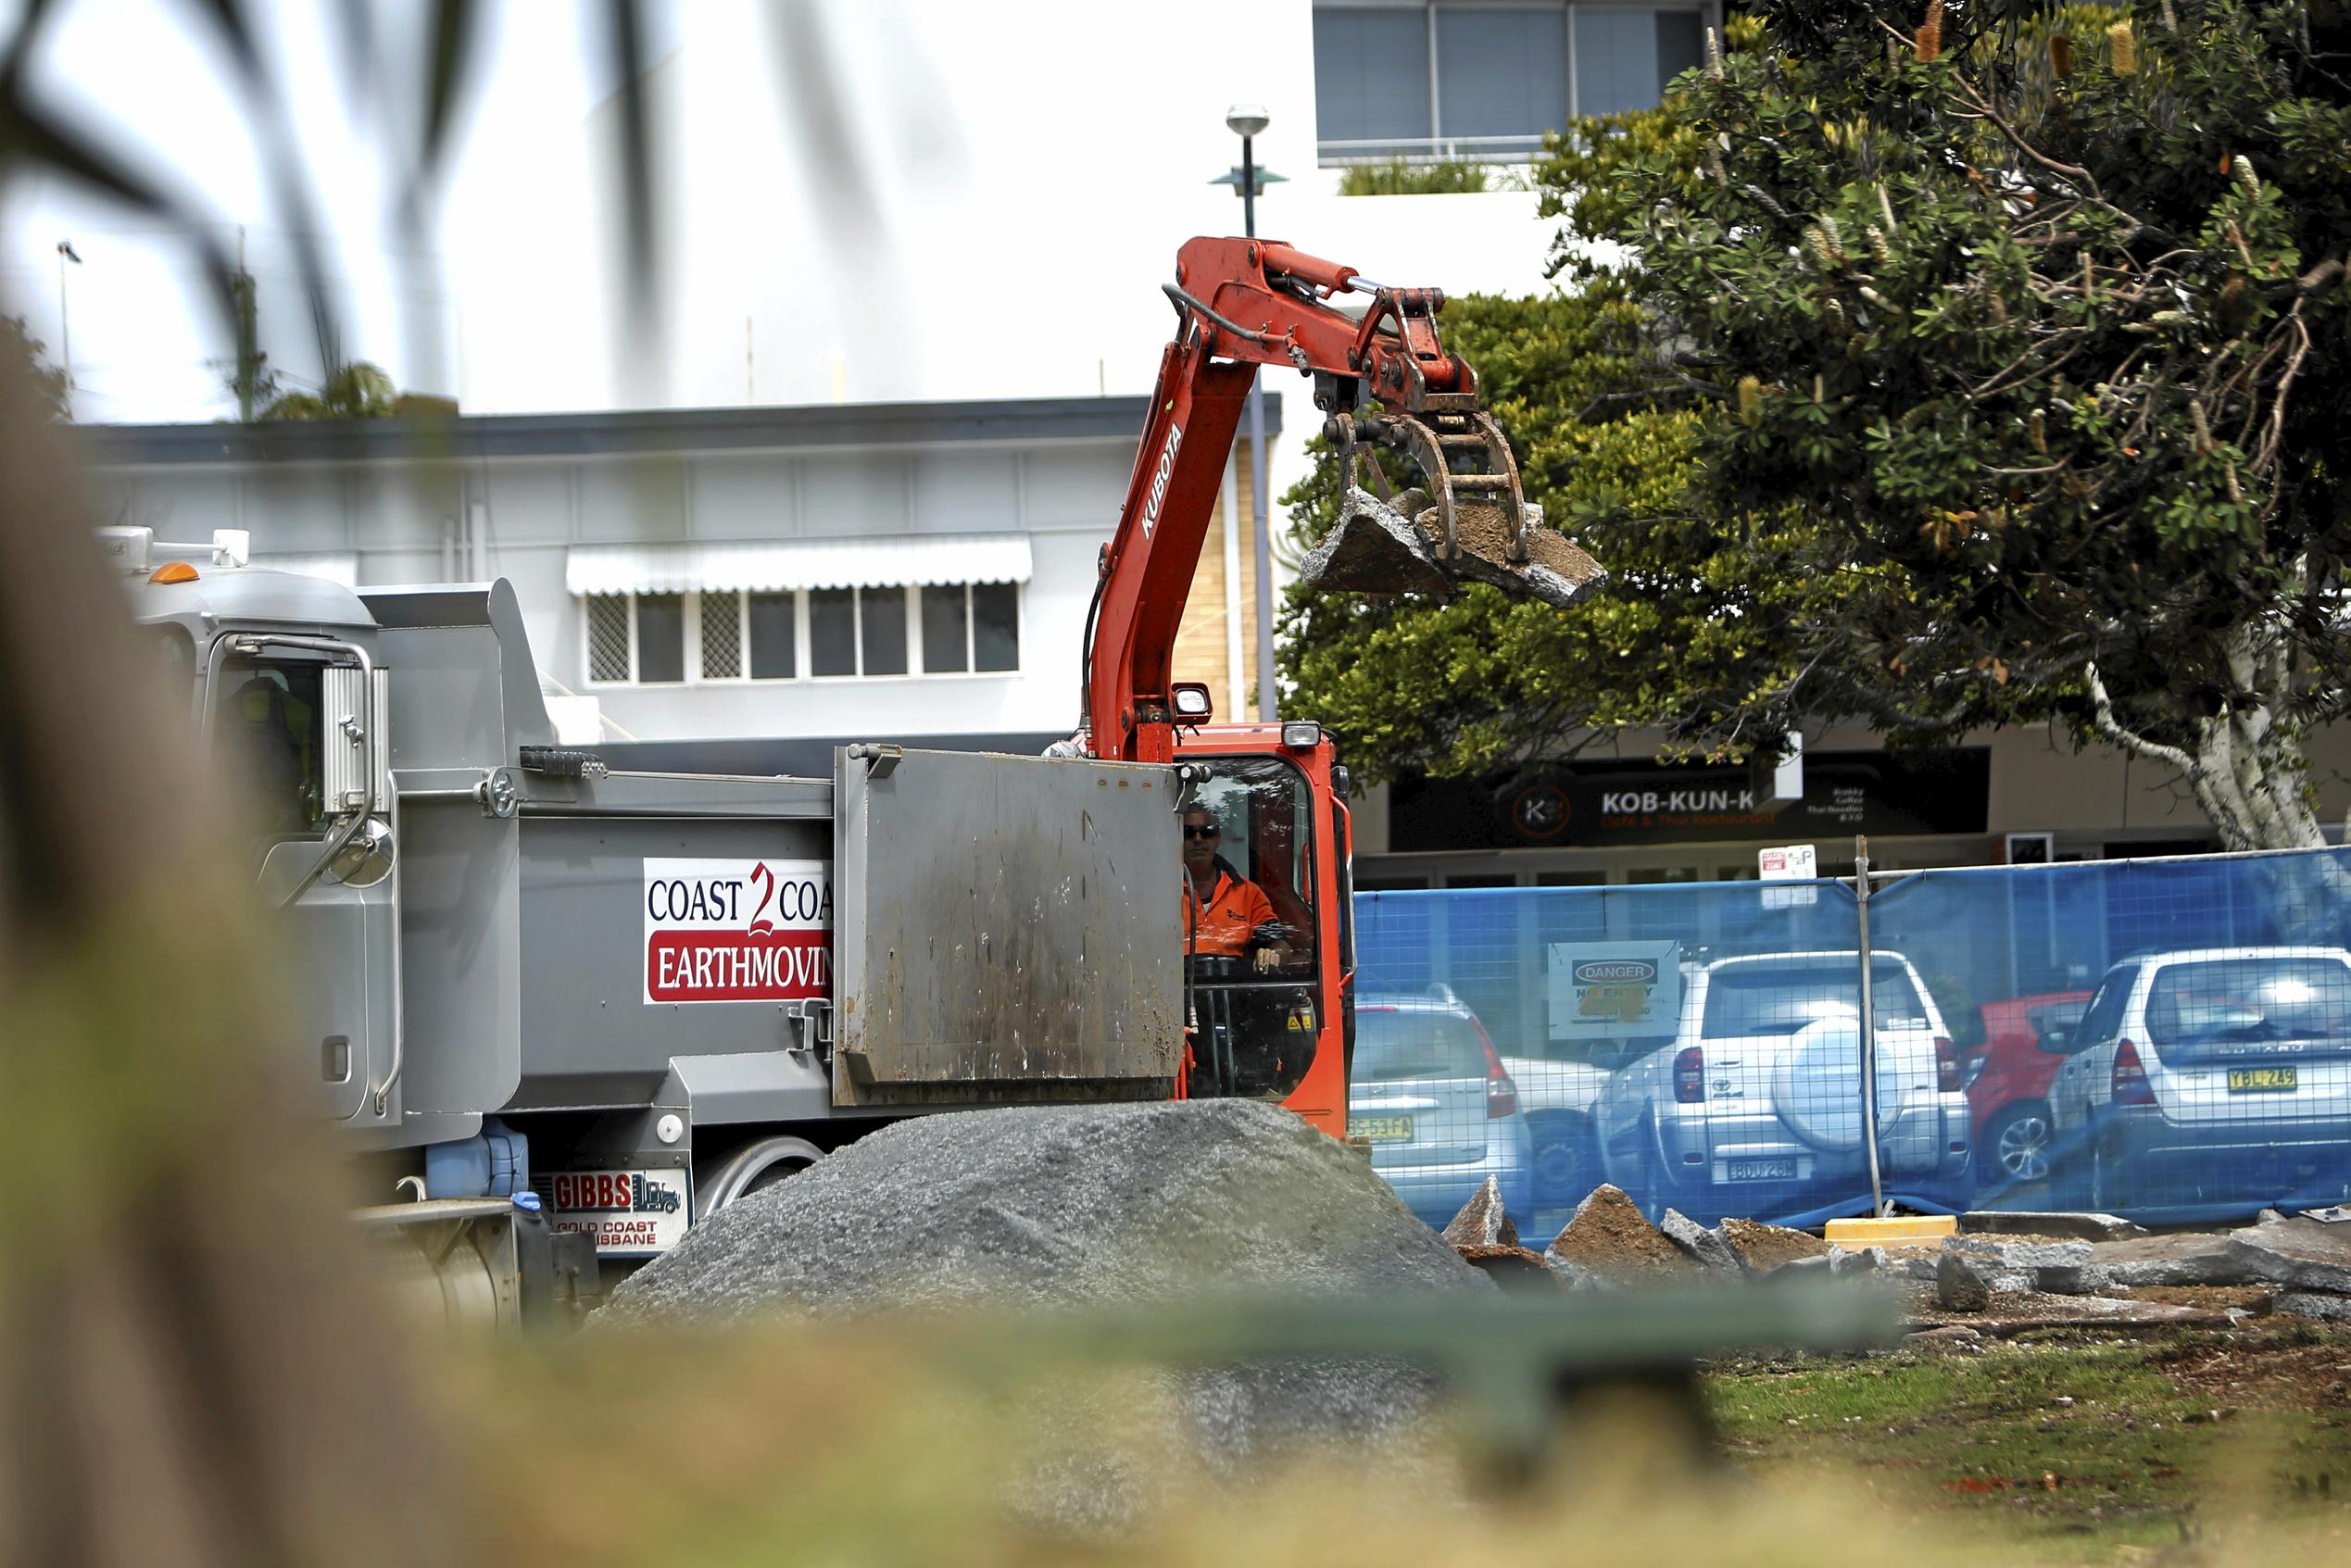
{"left": 1707, "top": 1330, "right": 2351, "bottom": 1555}
{"left": 1337, "top": 158, "right": 1494, "bottom": 196}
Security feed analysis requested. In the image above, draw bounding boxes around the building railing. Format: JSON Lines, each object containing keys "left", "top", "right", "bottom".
{"left": 1317, "top": 132, "right": 1552, "bottom": 167}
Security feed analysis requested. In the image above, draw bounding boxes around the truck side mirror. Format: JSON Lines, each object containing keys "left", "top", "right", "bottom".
{"left": 320, "top": 664, "right": 393, "bottom": 884}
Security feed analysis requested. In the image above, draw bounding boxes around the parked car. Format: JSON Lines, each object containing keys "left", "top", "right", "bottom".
{"left": 1591, "top": 950, "right": 1975, "bottom": 1223}
{"left": 1496, "top": 1037, "right": 1638, "bottom": 1211}
{"left": 2044, "top": 947, "right": 2351, "bottom": 1213}
{"left": 1963, "top": 991, "right": 2093, "bottom": 1186}
{"left": 1349, "top": 989, "right": 1535, "bottom": 1229}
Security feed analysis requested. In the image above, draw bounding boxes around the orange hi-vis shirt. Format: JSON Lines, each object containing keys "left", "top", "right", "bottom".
{"left": 1182, "top": 868, "right": 1277, "bottom": 957}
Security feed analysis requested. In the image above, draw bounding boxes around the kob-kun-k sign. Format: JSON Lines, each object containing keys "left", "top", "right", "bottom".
{"left": 643, "top": 858, "right": 832, "bottom": 1004}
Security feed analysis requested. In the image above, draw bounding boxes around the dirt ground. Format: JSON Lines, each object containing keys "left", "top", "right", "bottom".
{"left": 1707, "top": 1314, "right": 2351, "bottom": 1556}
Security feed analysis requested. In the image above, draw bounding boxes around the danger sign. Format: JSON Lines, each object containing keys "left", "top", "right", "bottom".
{"left": 643, "top": 858, "right": 832, "bottom": 1004}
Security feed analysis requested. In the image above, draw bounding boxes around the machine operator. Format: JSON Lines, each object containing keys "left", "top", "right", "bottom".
{"left": 1179, "top": 805, "right": 1288, "bottom": 973}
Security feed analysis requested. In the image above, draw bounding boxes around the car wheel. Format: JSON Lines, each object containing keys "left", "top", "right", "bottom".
{"left": 1530, "top": 1115, "right": 1597, "bottom": 1208}
{"left": 1981, "top": 1101, "right": 2056, "bottom": 1187}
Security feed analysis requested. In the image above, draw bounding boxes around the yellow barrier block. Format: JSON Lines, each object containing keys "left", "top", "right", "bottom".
{"left": 1823, "top": 1214, "right": 1958, "bottom": 1246}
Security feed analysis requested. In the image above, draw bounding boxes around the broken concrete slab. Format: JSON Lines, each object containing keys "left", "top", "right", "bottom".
{"left": 1659, "top": 1209, "right": 1744, "bottom": 1276}
{"left": 1960, "top": 1210, "right": 2145, "bottom": 1242}
{"left": 1945, "top": 1236, "right": 2096, "bottom": 1273}
{"left": 1717, "top": 1217, "right": 1830, "bottom": 1273}
{"left": 1963, "top": 1297, "right": 2239, "bottom": 1336}
{"left": 2274, "top": 1291, "right": 2351, "bottom": 1323}
{"left": 2227, "top": 1214, "right": 2351, "bottom": 1296}
{"left": 2039, "top": 1232, "right": 2250, "bottom": 1294}
{"left": 1833, "top": 1246, "right": 1889, "bottom": 1277}
{"left": 1441, "top": 1175, "right": 1520, "bottom": 1251}
{"left": 1543, "top": 1185, "right": 1696, "bottom": 1285}
{"left": 1937, "top": 1253, "right": 1993, "bottom": 1312}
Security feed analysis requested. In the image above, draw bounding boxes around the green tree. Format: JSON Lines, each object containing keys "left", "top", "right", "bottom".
{"left": 259, "top": 359, "right": 398, "bottom": 420}
{"left": 1540, "top": 0, "right": 2351, "bottom": 851}
{"left": 2, "top": 316, "right": 69, "bottom": 421}
{"left": 1279, "top": 273, "right": 1853, "bottom": 784}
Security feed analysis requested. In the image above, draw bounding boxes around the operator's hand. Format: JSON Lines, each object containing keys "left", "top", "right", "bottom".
{"left": 1252, "top": 947, "right": 1283, "bottom": 973}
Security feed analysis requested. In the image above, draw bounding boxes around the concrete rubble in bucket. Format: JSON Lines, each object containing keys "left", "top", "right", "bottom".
{"left": 605, "top": 1100, "right": 1493, "bottom": 1524}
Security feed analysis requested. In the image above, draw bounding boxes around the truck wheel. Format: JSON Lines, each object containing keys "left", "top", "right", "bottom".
{"left": 697, "top": 1135, "right": 823, "bottom": 1215}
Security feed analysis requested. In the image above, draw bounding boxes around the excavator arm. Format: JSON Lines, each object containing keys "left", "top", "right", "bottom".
{"left": 1086, "top": 236, "right": 1604, "bottom": 763}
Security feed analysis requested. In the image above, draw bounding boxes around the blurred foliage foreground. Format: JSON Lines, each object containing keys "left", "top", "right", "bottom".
{"left": 415, "top": 1301, "right": 2351, "bottom": 1567}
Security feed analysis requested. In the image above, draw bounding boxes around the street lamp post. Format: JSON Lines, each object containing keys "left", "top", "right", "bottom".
{"left": 56, "top": 239, "right": 82, "bottom": 420}
{"left": 1224, "top": 103, "right": 1278, "bottom": 723}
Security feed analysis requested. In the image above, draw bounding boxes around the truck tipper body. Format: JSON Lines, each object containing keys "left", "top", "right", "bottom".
{"left": 134, "top": 558, "right": 1190, "bottom": 1280}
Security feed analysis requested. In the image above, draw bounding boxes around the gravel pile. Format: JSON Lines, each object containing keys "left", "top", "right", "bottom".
{"left": 608, "top": 1099, "right": 1491, "bottom": 1515}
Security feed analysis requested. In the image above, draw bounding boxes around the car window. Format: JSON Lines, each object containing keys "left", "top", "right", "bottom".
{"left": 2026, "top": 998, "right": 2088, "bottom": 1037}
{"left": 2076, "top": 967, "right": 2137, "bottom": 1045}
{"left": 1355, "top": 1008, "right": 1486, "bottom": 1081}
{"left": 2145, "top": 958, "right": 2351, "bottom": 1047}
{"left": 1700, "top": 960, "right": 1927, "bottom": 1036}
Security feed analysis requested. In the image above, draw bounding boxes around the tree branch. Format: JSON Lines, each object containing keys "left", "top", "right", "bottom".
{"left": 2085, "top": 661, "right": 2199, "bottom": 778}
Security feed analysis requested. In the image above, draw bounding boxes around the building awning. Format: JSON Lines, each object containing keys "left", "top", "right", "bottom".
{"left": 565, "top": 533, "right": 1034, "bottom": 596}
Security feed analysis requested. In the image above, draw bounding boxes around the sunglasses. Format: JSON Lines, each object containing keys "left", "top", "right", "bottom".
{"left": 1183, "top": 824, "right": 1220, "bottom": 840}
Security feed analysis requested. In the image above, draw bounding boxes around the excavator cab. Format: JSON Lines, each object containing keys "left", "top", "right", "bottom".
{"left": 1174, "top": 725, "right": 1352, "bottom": 1135}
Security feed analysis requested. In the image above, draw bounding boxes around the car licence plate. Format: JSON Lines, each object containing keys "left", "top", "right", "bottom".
{"left": 1725, "top": 1158, "right": 1799, "bottom": 1182}
{"left": 544, "top": 1168, "right": 692, "bottom": 1255}
{"left": 2227, "top": 1066, "right": 2298, "bottom": 1093}
{"left": 1351, "top": 1115, "right": 1415, "bottom": 1142}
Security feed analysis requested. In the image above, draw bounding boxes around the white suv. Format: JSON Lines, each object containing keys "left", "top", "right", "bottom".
{"left": 2045, "top": 946, "right": 2351, "bottom": 1217}
{"left": 1591, "top": 950, "right": 1975, "bottom": 1222}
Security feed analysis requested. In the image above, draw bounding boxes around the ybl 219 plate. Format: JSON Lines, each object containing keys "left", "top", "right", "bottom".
{"left": 2227, "top": 1066, "right": 2298, "bottom": 1093}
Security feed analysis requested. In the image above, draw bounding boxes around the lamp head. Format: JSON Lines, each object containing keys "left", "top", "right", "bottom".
{"left": 1225, "top": 103, "right": 1270, "bottom": 139}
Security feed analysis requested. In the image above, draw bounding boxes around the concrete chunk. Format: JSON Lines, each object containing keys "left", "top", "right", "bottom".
{"left": 1936, "top": 1253, "right": 1993, "bottom": 1312}
{"left": 1960, "top": 1210, "right": 2146, "bottom": 1242}
{"left": 1543, "top": 1184, "right": 1696, "bottom": 1285}
{"left": 1717, "top": 1217, "right": 1830, "bottom": 1272}
{"left": 2227, "top": 1214, "right": 2351, "bottom": 1295}
{"left": 2274, "top": 1291, "right": 2351, "bottom": 1323}
{"left": 1659, "top": 1208, "right": 1744, "bottom": 1275}
{"left": 1440, "top": 1175, "right": 1520, "bottom": 1251}
{"left": 2038, "top": 1232, "right": 2249, "bottom": 1294}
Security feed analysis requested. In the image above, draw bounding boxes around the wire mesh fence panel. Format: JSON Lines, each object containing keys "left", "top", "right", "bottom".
{"left": 1352, "top": 880, "right": 1942, "bottom": 1236}
{"left": 1871, "top": 847, "right": 2351, "bottom": 1224}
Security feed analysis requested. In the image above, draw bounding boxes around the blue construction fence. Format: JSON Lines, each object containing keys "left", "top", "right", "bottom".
{"left": 1349, "top": 847, "right": 2351, "bottom": 1232}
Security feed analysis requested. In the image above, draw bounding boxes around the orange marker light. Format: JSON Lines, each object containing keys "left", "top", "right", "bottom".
{"left": 149, "top": 561, "right": 200, "bottom": 584}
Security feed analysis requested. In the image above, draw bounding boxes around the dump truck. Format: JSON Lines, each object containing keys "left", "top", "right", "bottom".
{"left": 108, "top": 238, "right": 1603, "bottom": 1317}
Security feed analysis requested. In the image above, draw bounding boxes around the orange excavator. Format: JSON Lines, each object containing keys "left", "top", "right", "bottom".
{"left": 1085, "top": 235, "right": 1605, "bottom": 1136}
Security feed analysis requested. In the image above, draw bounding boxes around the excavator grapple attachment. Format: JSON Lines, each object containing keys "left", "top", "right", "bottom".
{"left": 1296, "top": 413, "right": 1607, "bottom": 612}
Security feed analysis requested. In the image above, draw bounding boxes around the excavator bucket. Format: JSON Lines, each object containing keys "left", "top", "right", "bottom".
{"left": 1300, "top": 485, "right": 1606, "bottom": 612}
{"left": 1295, "top": 410, "right": 1606, "bottom": 613}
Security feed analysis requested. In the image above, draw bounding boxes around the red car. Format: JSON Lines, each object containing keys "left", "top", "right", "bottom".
{"left": 1964, "top": 991, "right": 2093, "bottom": 1185}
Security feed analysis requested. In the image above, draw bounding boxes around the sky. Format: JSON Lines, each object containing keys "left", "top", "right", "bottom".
{"left": 0, "top": 0, "right": 673, "bottom": 422}
{"left": 0, "top": 1, "right": 1565, "bottom": 425}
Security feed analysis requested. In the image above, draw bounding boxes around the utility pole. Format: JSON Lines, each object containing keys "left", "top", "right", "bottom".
{"left": 55, "top": 239, "right": 81, "bottom": 420}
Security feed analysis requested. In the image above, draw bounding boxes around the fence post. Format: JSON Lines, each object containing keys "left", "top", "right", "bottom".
{"left": 1854, "top": 834, "right": 1887, "bottom": 1217}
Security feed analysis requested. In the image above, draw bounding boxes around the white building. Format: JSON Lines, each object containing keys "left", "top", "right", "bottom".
{"left": 79, "top": 396, "right": 1292, "bottom": 747}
